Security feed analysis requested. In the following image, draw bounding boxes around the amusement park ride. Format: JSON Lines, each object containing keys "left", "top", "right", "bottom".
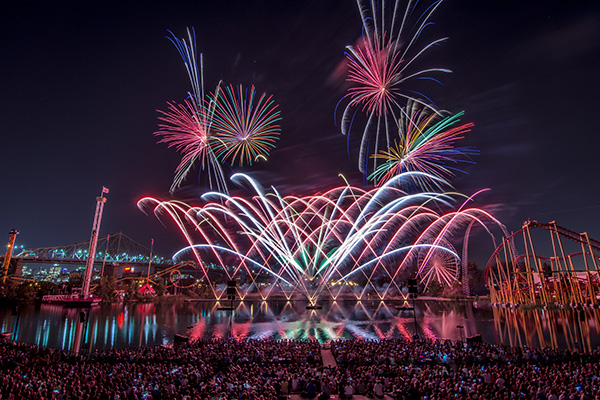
{"left": 485, "top": 221, "right": 600, "bottom": 307}
{"left": 41, "top": 187, "right": 110, "bottom": 307}
{"left": 2, "top": 187, "right": 600, "bottom": 309}
{"left": 1, "top": 229, "right": 19, "bottom": 285}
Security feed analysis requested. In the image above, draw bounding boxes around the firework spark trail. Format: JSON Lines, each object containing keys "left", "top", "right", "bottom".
{"left": 369, "top": 103, "right": 477, "bottom": 189}
{"left": 211, "top": 85, "right": 281, "bottom": 166}
{"left": 415, "top": 189, "right": 506, "bottom": 277}
{"left": 156, "top": 100, "right": 210, "bottom": 190}
{"left": 158, "top": 31, "right": 283, "bottom": 193}
{"left": 166, "top": 28, "right": 204, "bottom": 104}
{"left": 143, "top": 197, "right": 284, "bottom": 299}
{"left": 338, "top": 0, "right": 451, "bottom": 175}
{"left": 137, "top": 198, "right": 219, "bottom": 298}
{"left": 357, "top": 200, "right": 448, "bottom": 298}
{"left": 194, "top": 198, "right": 283, "bottom": 297}
{"left": 139, "top": 172, "right": 504, "bottom": 301}
{"left": 202, "top": 178, "right": 311, "bottom": 292}
{"left": 379, "top": 190, "right": 508, "bottom": 296}
{"left": 157, "top": 29, "right": 228, "bottom": 193}
{"left": 198, "top": 190, "right": 312, "bottom": 298}
{"left": 345, "top": 34, "right": 404, "bottom": 117}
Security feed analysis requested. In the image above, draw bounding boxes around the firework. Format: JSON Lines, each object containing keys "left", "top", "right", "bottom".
{"left": 157, "top": 28, "right": 227, "bottom": 193}
{"left": 210, "top": 84, "right": 282, "bottom": 166}
{"left": 166, "top": 28, "right": 204, "bottom": 106}
{"left": 338, "top": 0, "right": 451, "bottom": 174}
{"left": 155, "top": 98, "right": 226, "bottom": 193}
{"left": 368, "top": 103, "right": 477, "bottom": 189}
{"left": 139, "top": 172, "right": 505, "bottom": 301}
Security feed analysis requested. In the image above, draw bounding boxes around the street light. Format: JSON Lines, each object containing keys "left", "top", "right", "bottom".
{"left": 456, "top": 325, "right": 465, "bottom": 342}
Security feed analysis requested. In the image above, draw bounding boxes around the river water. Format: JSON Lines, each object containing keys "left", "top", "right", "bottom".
{"left": 1, "top": 299, "right": 598, "bottom": 353}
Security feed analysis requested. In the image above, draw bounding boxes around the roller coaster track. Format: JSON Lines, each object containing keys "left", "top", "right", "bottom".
{"left": 485, "top": 221, "right": 600, "bottom": 305}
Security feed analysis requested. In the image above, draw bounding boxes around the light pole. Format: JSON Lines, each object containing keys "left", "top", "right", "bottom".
{"left": 457, "top": 325, "right": 465, "bottom": 342}
{"left": 407, "top": 278, "right": 419, "bottom": 339}
{"left": 411, "top": 294, "right": 419, "bottom": 339}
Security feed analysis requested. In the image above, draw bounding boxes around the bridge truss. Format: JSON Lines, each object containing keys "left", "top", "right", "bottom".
{"left": 14, "top": 232, "right": 172, "bottom": 267}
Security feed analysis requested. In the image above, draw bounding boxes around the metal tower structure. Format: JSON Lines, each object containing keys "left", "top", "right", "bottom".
{"left": 486, "top": 221, "right": 600, "bottom": 306}
{"left": 82, "top": 187, "right": 109, "bottom": 297}
{"left": 1, "top": 229, "right": 19, "bottom": 284}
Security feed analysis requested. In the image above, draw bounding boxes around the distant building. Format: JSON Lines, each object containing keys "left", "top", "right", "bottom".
{"left": 21, "top": 265, "right": 33, "bottom": 279}
{"left": 122, "top": 266, "right": 142, "bottom": 278}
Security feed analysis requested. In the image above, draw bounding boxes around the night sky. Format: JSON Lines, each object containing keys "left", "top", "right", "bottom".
{"left": 2, "top": 0, "right": 599, "bottom": 265}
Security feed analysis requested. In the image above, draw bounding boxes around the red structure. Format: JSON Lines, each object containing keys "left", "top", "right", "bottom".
{"left": 486, "top": 221, "right": 600, "bottom": 306}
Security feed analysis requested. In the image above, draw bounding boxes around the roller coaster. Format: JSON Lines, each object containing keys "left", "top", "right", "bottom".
{"left": 116, "top": 260, "right": 206, "bottom": 290}
{"left": 5, "top": 221, "right": 600, "bottom": 306}
{"left": 485, "top": 221, "right": 600, "bottom": 306}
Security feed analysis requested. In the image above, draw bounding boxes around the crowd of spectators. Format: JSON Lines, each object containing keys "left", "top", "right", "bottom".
{"left": 1, "top": 336, "right": 600, "bottom": 400}
{"left": 0, "top": 338, "right": 323, "bottom": 400}
{"left": 330, "top": 338, "right": 600, "bottom": 400}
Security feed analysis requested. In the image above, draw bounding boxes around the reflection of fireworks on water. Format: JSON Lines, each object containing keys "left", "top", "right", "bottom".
{"left": 211, "top": 84, "right": 281, "bottom": 167}
{"left": 188, "top": 301, "right": 402, "bottom": 342}
{"left": 338, "top": 0, "right": 451, "bottom": 175}
{"left": 139, "top": 172, "right": 504, "bottom": 302}
{"left": 368, "top": 102, "right": 477, "bottom": 189}
{"left": 184, "top": 300, "right": 490, "bottom": 343}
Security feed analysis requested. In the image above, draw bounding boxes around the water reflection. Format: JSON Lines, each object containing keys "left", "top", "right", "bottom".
{"left": 1, "top": 300, "right": 599, "bottom": 352}
{"left": 493, "top": 306, "right": 600, "bottom": 353}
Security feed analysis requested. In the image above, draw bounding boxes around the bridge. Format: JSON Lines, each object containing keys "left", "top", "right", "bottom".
{"left": 1, "top": 232, "right": 174, "bottom": 280}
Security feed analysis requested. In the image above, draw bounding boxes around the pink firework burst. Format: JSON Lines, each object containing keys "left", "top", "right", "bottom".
{"left": 338, "top": 0, "right": 451, "bottom": 175}
{"left": 210, "top": 84, "right": 281, "bottom": 166}
{"left": 346, "top": 34, "right": 404, "bottom": 117}
{"left": 157, "top": 28, "right": 228, "bottom": 194}
{"left": 155, "top": 98, "right": 218, "bottom": 192}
